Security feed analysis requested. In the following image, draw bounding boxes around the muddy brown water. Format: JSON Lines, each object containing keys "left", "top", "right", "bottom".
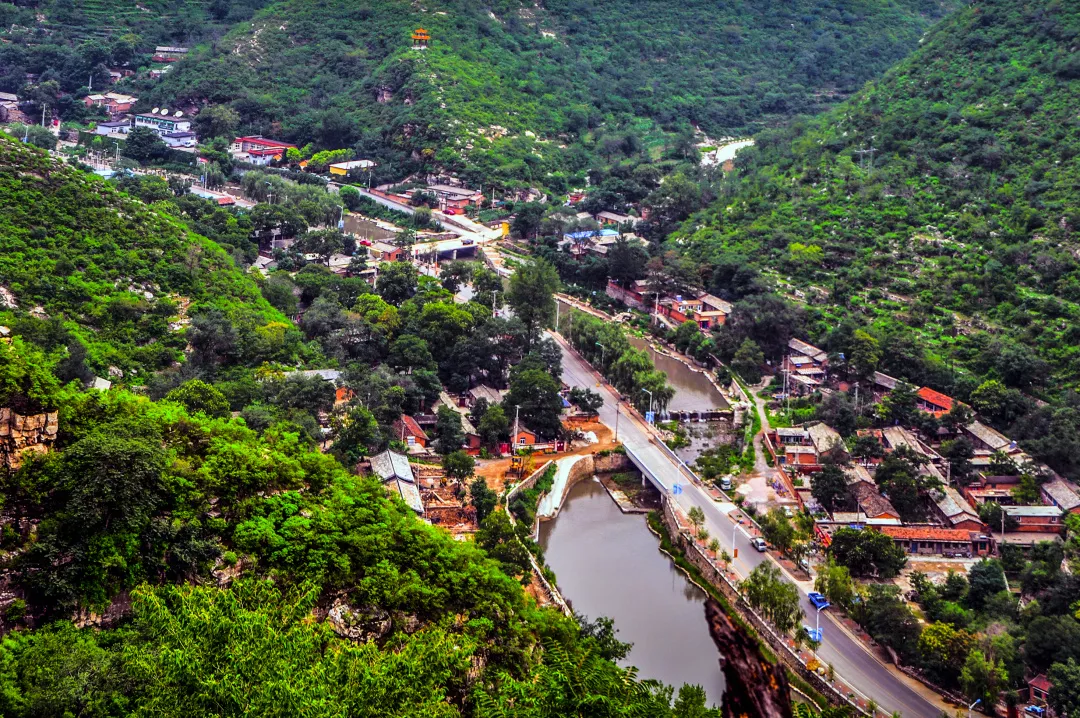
{"left": 539, "top": 479, "right": 725, "bottom": 706}
{"left": 626, "top": 336, "right": 728, "bottom": 413}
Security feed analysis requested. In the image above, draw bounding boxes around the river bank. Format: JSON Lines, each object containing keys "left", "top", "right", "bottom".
{"left": 539, "top": 479, "right": 726, "bottom": 706}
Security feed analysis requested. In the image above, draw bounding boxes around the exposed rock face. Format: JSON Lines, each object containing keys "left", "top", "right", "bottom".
{"left": 327, "top": 599, "right": 392, "bottom": 642}
{"left": 0, "top": 409, "right": 59, "bottom": 469}
{"left": 705, "top": 599, "right": 794, "bottom": 718}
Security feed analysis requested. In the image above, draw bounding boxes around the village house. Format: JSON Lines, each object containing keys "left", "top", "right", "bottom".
{"left": 1028, "top": 675, "right": 1052, "bottom": 707}
{"left": 872, "top": 371, "right": 899, "bottom": 397}
{"left": 162, "top": 131, "right": 198, "bottom": 148}
{"left": 510, "top": 426, "right": 538, "bottom": 447}
{"left": 963, "top": 475, "right": 1022, "bottom": 507}
{"left": 788, "top": 337, "right": 828, "bottom": 365}
{"left": 466, "top": 384, "right": 505, "bottom": 408}
{"left": 369, "top": 241, "right": 404, "bottom": 262}
{"left": 595, "top": 210, "right": 636, "bottom": 227}
{"left": 1041, "top": 478, "right": 1080, "bottom": 515}
{"left": 773, "top": 422, "right": 845, "bottom": 470}
{"left": 656, "top": 292, "right": 732, "bottom": 331}
{"left": 229, "top": 135, "right": 298, "bottom": 165}
{"left": 153, "top": 46, "right": 189, "bottom": 62}
{"left": 0, "top": 92, "right": 24, "bottom": 123}
{"left": 850, "top": 482, "right": 902, "bottom": 525}
{"left": 916, "top": 387, "right": 955, "bottom": 417}
{"left": 392, "top": 415, "right": 429, "bottom": 450}
{"left": 368, "top": 450, "right": 424, "bottom": 515}
{"left": 879, "top": 526, "right": 993, "bottom": 557}
{"left": 424, "top": 184, "right": 483, "bottom": 212}
{"left": 329, "top": 159, "right": 376, "bottom": 177}
{"left": 931, "top": 487, "right": 985, "bottom": 531}
{"left": 83, "top": 92, "right": 138, "bottom": 114}
{"left": 1002, "top": 504, "right": 1063, "bottom": 533}
{"left": 605, "top": 278, "right": 653, "bottom": 310}
{"left": 94, "top": 120, "right": 132, "bottom": 136}
{"left": 133, "top": 109, "right": 192, "bottom": 137}
{"left": 961, "top": 420, "right": 1012, "bottom": 452}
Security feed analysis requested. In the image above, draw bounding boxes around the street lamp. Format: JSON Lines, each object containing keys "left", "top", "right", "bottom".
{"left": 967, "top": 699, "right": 981, "bottom": 718}
{"left": 491, "top": 290, "right": 498, "bottom": 318}
{"left": 596, "top": 342, "right": 606, "bottom": 368}
{"left": 641, "top": 388, "right": 653, "bottom": 417}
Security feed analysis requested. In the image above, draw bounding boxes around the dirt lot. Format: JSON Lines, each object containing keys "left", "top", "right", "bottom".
{"left": 473, "top": 421, "right": 615, "bottom": 493}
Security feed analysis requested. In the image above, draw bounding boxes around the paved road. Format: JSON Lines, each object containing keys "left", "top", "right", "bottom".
{"left": 555, "top": 334, "right": 947, "bottom": 718}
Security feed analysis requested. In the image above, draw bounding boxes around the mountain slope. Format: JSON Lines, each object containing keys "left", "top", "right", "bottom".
{"left": 0, "top": 137, "right": 296, "bottom": 377}
{"left": 672, "top": 0, "right": 1080, "bottom": 473}
{"left": 146, "top": 0, "right": 958, "bottom": 185}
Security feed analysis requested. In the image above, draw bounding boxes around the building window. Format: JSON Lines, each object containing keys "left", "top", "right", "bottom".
{"left": 518, "top": 437, "right": 526, "bottom": 445}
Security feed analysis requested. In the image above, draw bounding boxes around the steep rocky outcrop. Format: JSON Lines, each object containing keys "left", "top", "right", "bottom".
{"left": 0, "top": 408, "right": 58, "bottom": 469}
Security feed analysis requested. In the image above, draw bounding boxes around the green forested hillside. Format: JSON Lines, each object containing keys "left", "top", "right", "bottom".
{"left": 0, "top": 139, "right": 719, "bottom": 716}
{"left": 0, "top": 137, "right": 299, "bottom": 379}
{"left": 144, "top": 0, "right": 956, "bottom": 187}
{"left": 671, "top": 0, "right": 1080, "bottom": 474}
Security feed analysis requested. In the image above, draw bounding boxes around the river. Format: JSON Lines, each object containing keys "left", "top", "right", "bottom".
{"left": 627, "top": 336, "right": 727, "bottom": 413}
{"left": 539, "top": 479, "right": 725, "bottom": 705}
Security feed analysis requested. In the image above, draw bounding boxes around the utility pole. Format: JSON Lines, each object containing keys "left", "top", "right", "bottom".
{"left": 614, "top": 404, "right": 620, "bottom": 442}
{"left": 555, "top": 297, "right": 560, "bottom": 331}
{"left": 491, "top": 290, "right": 498, "bottom": 318}
{"left": 854, "top": 146, "right": 878, "bottom": 177}
{"left": 513, "top": 405, "right": 520, "bottom": 453}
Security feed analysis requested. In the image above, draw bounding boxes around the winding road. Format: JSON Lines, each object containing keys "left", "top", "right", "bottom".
{"left": 553, "top": 332, "right": 950, "bottom": 718}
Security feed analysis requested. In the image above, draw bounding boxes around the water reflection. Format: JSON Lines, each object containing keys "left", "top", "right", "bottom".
{"left": 539, "top": 479, "right": 725, "bottom": 705}
{"left": 627, "top": 336, "right": 727, "bottom": 412}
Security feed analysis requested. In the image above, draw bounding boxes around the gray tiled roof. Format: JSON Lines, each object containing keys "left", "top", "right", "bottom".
{"left": 369, "top": 450, "right": 414, "bottom": 483}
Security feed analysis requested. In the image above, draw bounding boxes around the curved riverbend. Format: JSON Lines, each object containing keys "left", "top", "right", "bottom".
{"left": 538, "top": 479, "right": 725, "bottom": 705}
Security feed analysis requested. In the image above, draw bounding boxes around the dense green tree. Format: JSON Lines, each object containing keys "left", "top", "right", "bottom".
{"left": 122, "top": 127, "right": 167, "bottom": 163}
{"left": 476, "top": 510, "right": 531, "bottom": 579}
{"left": 297, "top": 229, "right": 346, "bottom": 266}
{"left": 503, "top": 367, "right": 564, "bottom": 440}
{"left": 828, "top": 527, "right": 907, "bottom": 578}
{"left": 330, "top": 405, "right": 380, "bottom": 466}
{"left": 966, "top": 560, "right": 1007, "bottom": 610}
{"left": 165, "top": 379, "right": 231, "bottom": 418}
{"left": 810, "top": 464, "right": 848, "bottom": 512}
{"left": 731, "top": 338, "right": 764, "bottom": 383}
{"left": 1049, "top": 659, "right": 1080, "bottom": 718}
{"left": 377, "top": 262, "right": 419, "bottom": 305}
{"left": 433, "top": 405, "right": 465, "bottom": 455}
{"left": 441, "top": 450, "right": 474, "bottom": 481}
{"left": 741, "top": 562, "right": 803, "bottom": 635}
{"left": 477, "top": 404, "right": 509, "bottom": 449}
{"left": 506, "top": 259, "right": 559, "bottom": 344}
{"left": 469, "top": 477, "right": 498, "bottom": 524}
{"left": 960, "top": 649, "right": 1007, "bottom": 708}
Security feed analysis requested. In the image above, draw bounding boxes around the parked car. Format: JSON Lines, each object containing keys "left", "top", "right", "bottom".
{"left": 444, "top": 208, "right": 460, "bottom": 215}
{"left": 462, "top": 238, "right": 474, "bottom": 245}
{"left": 720, "top": 476, "right": 733, "bottom": 491}
{"left": 1024, "top": 706, "right": 1046, "bottom": 717}
{"left": 751, "top": 537, "right": 767, "bottom": 552}
{"left": 807, "top": 592, "right": 830, "bottom": 610}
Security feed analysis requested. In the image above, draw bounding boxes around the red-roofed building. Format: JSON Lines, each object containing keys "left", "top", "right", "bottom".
{"left": 879, "top": 525, "right": 993, "bottom": 556}
{"left": 916, "top": 387, "right": 955, "bottom": 417}
{"left": 1028, "top": 674, "right": 1052, "bottom": 706}
{"left": 392, "top": 415, "right": 429, "bottom": 448}
{"left": 230, "top": 136, "right": 298, "bottom": 166}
